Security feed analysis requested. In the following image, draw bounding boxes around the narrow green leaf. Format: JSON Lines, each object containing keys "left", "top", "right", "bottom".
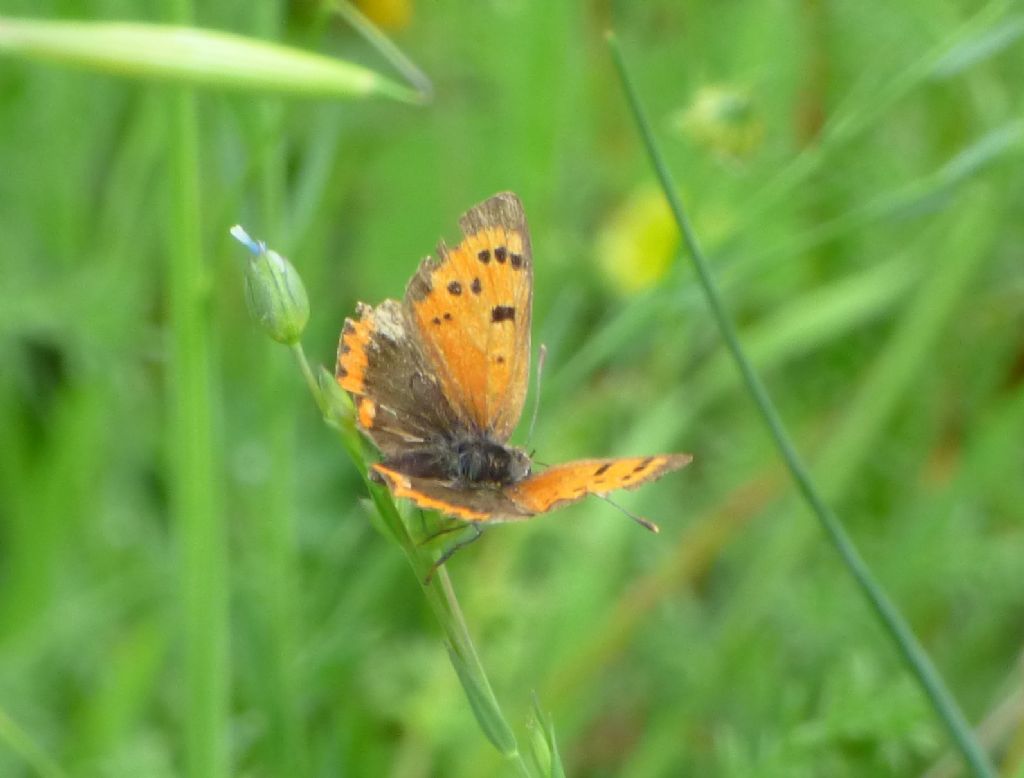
{"left": 445, "top": 642, "right": 520, "bottom": 759}
{"left": 936, "top": 121, "right": 1024, "bottom": 185}
{"left": 0, "top": 18, "right": 424, "bottom": 103}
{"left": 607, "top": 30, "right": 998, "bottom": 778}
{"left": 932, "top": 14, "right": 1024, "bottom": 77}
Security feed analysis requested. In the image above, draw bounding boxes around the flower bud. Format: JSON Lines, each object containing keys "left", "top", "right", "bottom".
{"left": 527, "top": 693, "right": 564, "bottom": 777}
{"left": 672, "top": 84, "right": 763, "bottom": 162}
{"left": 231, "top": 225, "right": 309, "bottom": 345}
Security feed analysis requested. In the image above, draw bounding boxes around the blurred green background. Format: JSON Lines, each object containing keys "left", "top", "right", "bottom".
{"left": 2, "top": 0, "right": 1023, "bottom": 776}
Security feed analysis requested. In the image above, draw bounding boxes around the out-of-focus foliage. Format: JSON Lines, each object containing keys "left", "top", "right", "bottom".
{"left": 0, "top": 1, "right": 1022, "bottom": 776}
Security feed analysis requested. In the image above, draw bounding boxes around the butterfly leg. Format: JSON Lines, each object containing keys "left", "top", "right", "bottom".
{"left": 424, "top": 523, "right": 484, "bottom": 584}
{"left": 416, "top": 514, "right": 470, "bottom": 546}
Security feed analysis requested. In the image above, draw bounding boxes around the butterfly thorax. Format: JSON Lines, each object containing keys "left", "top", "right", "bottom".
{"left": 380, "top": 436, "right": 530, "bottom": 488}
{"left": 452, "top": 438, "right": 531, "bottom": 486}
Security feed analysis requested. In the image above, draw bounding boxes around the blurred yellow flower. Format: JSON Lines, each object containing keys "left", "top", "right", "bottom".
{"left": 596, "top": 187, "right": 679, "bottom": 295}
{"left": 672, "top": 84, "right": 763, "bottom": 162}
{"left": 356, "top": 0, "right": 412, "bottom": 30}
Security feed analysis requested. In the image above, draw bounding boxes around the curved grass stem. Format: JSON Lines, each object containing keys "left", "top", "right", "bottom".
{"left": 607, "top": 31, "right": 996, "bottom": 778}
{"left": 329, "top": 0, "right": 434, "bottom": 103}
{"left": 169, "top": 86, "right": 228, "bottom": 778}
{"left": 288, "top": 342, "right": 534, "bottom": 774}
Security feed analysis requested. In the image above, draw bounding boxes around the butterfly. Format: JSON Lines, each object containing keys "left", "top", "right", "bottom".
{"left": 336, "top": 192, "right": 691, "bottom": 530}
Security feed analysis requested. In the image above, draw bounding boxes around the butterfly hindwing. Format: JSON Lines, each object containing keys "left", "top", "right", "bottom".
{"left": 336, "top": 299, "right": 464, "bottom": 458}
{"left": 373, "top": 455, "right": 692, "bottom": 523}
{"left": 372, "top": 465, "right": 531, "bottom": 523}
{"left": 405, "top": 192, "right": 533, "bottom": 441}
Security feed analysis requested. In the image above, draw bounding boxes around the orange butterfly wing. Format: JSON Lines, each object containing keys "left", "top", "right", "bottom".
{"left": 505, "top": 454, "right": 693, "bottom": 515}
{"left": 405, "top": 192, "right": 532, "bottom": 441}
{"left": 372, "top": 464, "right": 531, "bottom": 522}
{"left": 339, "top": 193, "right": 694, "bottom": 533}
{"left": 373, "top": 455, "right": 693, "bottom": 525}
{"left": 336, "top": 300, "right": 464, "bottom": 458}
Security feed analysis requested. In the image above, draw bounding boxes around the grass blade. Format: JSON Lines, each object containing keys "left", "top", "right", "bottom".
{"left": 167, "top": 82, "right": 228, "bottom": 777}
{"left": 607, "top": 30, "right": 996, "bottom": 778}
{"left": 0, "top": 17, "right": 423, "bottom": 102}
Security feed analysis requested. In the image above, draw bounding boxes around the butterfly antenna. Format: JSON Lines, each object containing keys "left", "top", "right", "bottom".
{"left": 598, "top": 495, "right": 661, "bottom": 534}
{"left": 526, "top": 344, "right": 548, "bottom": 450}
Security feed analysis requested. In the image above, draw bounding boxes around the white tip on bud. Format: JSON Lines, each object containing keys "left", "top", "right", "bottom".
{"left": 231, "top": 225, "right": 309, "bottom": 345}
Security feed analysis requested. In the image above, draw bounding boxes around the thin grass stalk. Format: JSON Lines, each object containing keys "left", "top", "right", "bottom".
{"left": 329, "top": 0, "right": 433, "bottom": 101}
{"left": 731, "top": 0, "right": 1013, "bottom": 233}
{"left": 254, "top": 103, "right": 308, "bottom": 778}
{"left": 167, "top": 66, "right": 229, "bottom": 778}
{"left": 293, "top": 346, "right": 535, "bottom": 775}
{"left": 607, "top": 31, "right": 996, "bottom": 778}
{"left": 245, "top": 6, "right": 306, "bottom": 770}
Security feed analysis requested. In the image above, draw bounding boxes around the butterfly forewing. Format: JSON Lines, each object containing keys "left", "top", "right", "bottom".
{"left": 404, "top": 192, "right": 532, "bottom": 441}
{"left": 506, "top": 455, "right": 693, "bottom": 515}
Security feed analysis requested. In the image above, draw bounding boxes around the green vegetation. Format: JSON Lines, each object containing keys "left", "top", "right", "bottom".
{"left": 1, "top": 2, "right": 1022, "bottom": 776}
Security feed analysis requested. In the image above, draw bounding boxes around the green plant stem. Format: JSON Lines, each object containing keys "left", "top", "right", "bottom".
{"left": 330, "top": 0, "right": 433, "bottom": 102}
{"left": 167, "top": 83, "right": 229, "bottom": 778}
{"left": 253, "top": 52, "right": 306, "bottom": 774}
{"left": 290, "top": 344, "right": 320, "bottom": 401}
{"left": 607, "top": 31, "right": 996, "bottom": 778}
{"left": 165, "top": 0, "right": 228, "bottom": 762}
{"left": 290, "top": 347, "right": 532, "bottom": 775}
{"left": 730, "top": 0, "right": 1013, "bottom": 234}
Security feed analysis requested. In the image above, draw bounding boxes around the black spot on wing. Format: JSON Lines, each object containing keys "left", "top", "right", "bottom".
{"left": 594, "top": 462, "right": 612, "bottom": 476}
{"left": 471, "top": 277, "right": 482, "bottom": 295}
{"left": 494, "top": 246, "right": 508, "bottom": 263}
{"left": 478, "top": 249, "right": 491, "bottom": 263}
{"left": 491, "top": 305, "right": 515, "bottom": 323}
{"left": 510, "top": 253, "right": 523, "bottom": 269}
{"left": 447, "top": 281, "right": 462, "bottom": 296}
{"left": 632, "top": 457, "right": 655, "bottom": 473}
